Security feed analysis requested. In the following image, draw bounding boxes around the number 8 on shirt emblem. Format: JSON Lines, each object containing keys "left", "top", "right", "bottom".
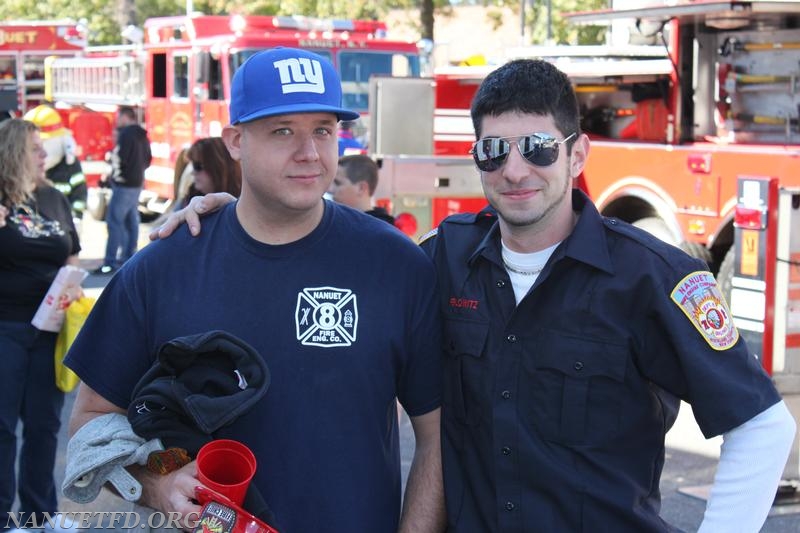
{"left": 295, "top": 286, "right": 358, "bottom": 347}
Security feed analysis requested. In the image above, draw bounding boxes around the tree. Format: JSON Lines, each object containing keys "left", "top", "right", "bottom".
{"left": 525, "top": 0, "right": 608, "bottom": 45}
{"left": 0, "top": 0, "right": 608, "bottom": 45}
{"left": 421, "top": 0, "right": 434, "bottom": 41}
{"left": 119, "top": 0, "right": 137, "bottom": 28}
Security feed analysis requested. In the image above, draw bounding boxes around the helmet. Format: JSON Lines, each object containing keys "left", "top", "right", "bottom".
{"left": 23, "top": 105, "right": 67, "bottom": 139}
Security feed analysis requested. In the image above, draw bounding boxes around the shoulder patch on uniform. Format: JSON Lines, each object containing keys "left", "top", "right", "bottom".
{"left": 418, "top": 227, "right": 438, "bottom": 244}
{"left": 670, "top": 271, "right": 739, "bottom": 351}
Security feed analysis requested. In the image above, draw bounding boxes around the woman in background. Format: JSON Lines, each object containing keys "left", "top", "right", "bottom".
{"left": 171, "top": 146, "right": 191, "bottom": 209}
{"left": 0, "top": 119, "right": 81, "bottom": 529}
{"left": 182, "top": 137, "right": 241, "bottom": 206}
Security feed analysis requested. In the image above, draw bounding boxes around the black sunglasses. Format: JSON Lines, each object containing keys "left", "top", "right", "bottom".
{"left": 470, "top": 132, "right": 576, "bottom": 172}
{"left": 191, "top": 161, "right": 203, "bottom": 172}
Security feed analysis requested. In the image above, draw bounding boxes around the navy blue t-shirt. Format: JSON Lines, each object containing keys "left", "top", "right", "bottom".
{"left": 66, "top": 200, "right": 442, "bottom": 533}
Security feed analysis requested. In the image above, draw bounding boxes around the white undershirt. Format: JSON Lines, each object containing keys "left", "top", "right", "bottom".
{"left": 501, "top": 240, "right": 560, "bottom": 304}
{"left": 698, "top": 401, "right": 796, "bottom": 532}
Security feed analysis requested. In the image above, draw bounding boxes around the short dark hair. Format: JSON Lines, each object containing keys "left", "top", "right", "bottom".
{"left": 338, "top": 154, "right": 379, "bottom": 195}
{"left": 118, "top": 106, "right": 137, "bottom": 121}
{"left": 470, "top": 59, "right": 580, "bottom": 147}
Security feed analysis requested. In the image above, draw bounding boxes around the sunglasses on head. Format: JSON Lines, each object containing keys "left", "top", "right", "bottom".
{"left": 191, "top": 161, "right": 203, "bottom": 172}
{"left": 470, "top": 132, "right": 576, "bottom": 172}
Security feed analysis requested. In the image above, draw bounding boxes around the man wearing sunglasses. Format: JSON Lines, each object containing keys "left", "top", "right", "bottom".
{"left": 421, "top": 58, "right": 794, "bottom": 532}
{"left": 149, "top": 58, "right": 795, "bottom": 532}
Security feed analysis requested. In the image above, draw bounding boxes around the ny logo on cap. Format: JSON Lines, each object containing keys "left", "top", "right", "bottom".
{"left": 273, "top": 58, "right": 325, "bottom": 94}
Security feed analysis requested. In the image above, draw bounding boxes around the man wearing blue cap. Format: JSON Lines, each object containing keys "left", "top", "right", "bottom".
{"left": 150, "top": 55, "right": 796, "bottom": 533}
{"left": 65, "top": 48, "right": 445, "bottom": 533}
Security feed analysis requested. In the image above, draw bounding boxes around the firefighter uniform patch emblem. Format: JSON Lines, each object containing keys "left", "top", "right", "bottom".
{"left": 670, "top": 271, "right": 739, "bottom": 351}
{"left": 295, "top": 286, "right": 358, "bottom": 347}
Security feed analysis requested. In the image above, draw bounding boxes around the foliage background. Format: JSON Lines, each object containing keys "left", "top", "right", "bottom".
{"left": 0, "top": 0, "right": 607, "bottom": 46}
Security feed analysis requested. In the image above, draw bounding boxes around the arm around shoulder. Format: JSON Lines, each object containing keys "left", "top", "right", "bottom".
{"left": 149, "top": 192, "right": 236, "bottom": 240}
{"left": 398, "top": 407, "right": 445, "bottom": 533}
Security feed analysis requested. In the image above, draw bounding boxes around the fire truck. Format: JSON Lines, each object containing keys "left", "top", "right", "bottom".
{"left": 372, "top": 0, "right": 800, "bottom": 487}
{"left": 44, "top": 13, "right": 423, "bottom": 218}
{"left": 0, "top": 20, "right": 87, "bottom": 116}
{"left": 370, "top": 43, "right": 673, "bottom": 237}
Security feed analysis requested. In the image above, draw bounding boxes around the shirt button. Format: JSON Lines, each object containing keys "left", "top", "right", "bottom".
{"left": 501, "top": 390, "right": 511, "bottom": 399}
{"left": 507, "top": 334, "right": 517, "bottom": 343}
{"left": 505, "top": 501, "right": 515, "bottom": 511}
{"left": 496, "top": 279, "right": 505, "bottom": 288}
{"left": 501, "top": 446, "right": 511, "bottom": 455}
{"left": 574, "top": 361, "right": 584, "bottom": 371}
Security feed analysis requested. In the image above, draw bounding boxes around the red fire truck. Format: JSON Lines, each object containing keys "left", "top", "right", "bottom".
{"left": 44, "top": 13, "right": 423, "bottom": 218}
{"left": 374, "top": 0, "right": 798, "bottom": 286}
{"left": 370, "top": 43, "right": 673, "bottom": 236}
{"left": 372, "top": 0, "right": 800, "bottom": 485}
{"left": 0, "top": 20, "right": 87, "bottom": 116}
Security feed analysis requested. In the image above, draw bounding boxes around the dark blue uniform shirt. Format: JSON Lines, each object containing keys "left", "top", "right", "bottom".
{"left": 421, "top": 189, "right": 780, "bottom": 532}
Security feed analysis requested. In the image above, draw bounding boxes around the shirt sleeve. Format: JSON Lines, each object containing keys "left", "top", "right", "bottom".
{"left": 396, "top": 254, "right": 443, "bottom": 417}
{"left": 59, "top": 192, "right": 81, "bottom": 255}
{"left": 64, "top": 265, "right": 154, "bottom": 408}
{"left": 39, "top": 186, "right": 81, "bottom": 255}
{"left": 640, "top": 267, "right": 782, "bottom": 438}
{"left": 116, "top": 128, "right": 135, "bottom": 181}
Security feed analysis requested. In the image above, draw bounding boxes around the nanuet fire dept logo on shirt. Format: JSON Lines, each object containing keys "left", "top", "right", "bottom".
{"left": 295, "top": 286, "right": 358, "bottom": 347}
{"left": 670, "top": 271, "right": 739, "bottom": 351}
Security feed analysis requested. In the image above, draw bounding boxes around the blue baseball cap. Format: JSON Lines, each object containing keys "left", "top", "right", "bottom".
{"left": 230, "top": 47, "right": 359, "bottom": 125}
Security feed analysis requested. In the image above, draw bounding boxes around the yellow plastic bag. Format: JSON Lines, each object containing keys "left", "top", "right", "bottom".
{"left": 54, "top": 296, "right": 96, "bottom": 393}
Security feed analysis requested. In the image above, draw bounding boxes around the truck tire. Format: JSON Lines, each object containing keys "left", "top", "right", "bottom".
{"left": 632, "top": 216, "right": 678, "bottom": 246}
{"left": 717, "top": 247, "right": 735, "bottom": 303}
{"left": 137, "top": 208, "right": 161, "bottom": 223}
{"left": 680, "top": 240, "right": 713, "bottom": 267}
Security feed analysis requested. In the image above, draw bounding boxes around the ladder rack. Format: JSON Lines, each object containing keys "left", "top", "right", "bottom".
{"left": 46, "top": 54, "right": 145, "bottom": 107}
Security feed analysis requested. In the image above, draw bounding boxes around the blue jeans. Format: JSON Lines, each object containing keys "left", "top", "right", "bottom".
{"left": 0, "top": 321, "right": 64, "bottom": 522}
{"left": 104, "top": 185, "right": 141, "bottom": 267}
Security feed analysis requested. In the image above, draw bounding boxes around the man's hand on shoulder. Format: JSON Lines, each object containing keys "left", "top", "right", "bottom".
{"left": 149, "top": 192, "right": 236, "bottom": 241}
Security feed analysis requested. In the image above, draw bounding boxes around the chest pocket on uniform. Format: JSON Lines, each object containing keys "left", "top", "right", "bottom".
{"left": 521, "top": 332, "right": 628, "bottom": 445}
{"left": 443, "top": 318, "right": 490, "bottom": 427}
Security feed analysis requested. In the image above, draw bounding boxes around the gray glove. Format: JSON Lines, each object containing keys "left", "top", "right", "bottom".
{"left": 63, "top": 412, "right": 163, "bottom": 503}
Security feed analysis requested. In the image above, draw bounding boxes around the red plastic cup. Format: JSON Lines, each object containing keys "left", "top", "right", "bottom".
{"left": 196, "top": 439, "right": 256, "bottom": 506}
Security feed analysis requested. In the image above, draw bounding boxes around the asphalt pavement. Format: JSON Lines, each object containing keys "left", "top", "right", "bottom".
{"left": 40, "top": 215, "right": 800, "bottom": 532}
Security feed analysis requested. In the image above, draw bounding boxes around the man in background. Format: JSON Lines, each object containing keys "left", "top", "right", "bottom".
{"left": 93, "top": 106, "right": 151, "bottom": 275}
{"left": 337, "top": 120, "right": 364, "bottom": 155}
{"left": 330, "top": 154, "right": 394, "bottom": 225}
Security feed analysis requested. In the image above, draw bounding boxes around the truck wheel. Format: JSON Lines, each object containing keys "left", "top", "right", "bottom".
{"left": 138, "top": 209, "right": 160, "bottom": 223}
{"left": 87, "top": 188, "right": 109, "bottom": 221}
{"left": 633, "top": 217, "right": 678, "bottom": 246}
{"left": 680, "top": 241, "right": 713, "bottom": 267}
{"left": 717, "top": 247, "right": 735, "bottom": 303}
